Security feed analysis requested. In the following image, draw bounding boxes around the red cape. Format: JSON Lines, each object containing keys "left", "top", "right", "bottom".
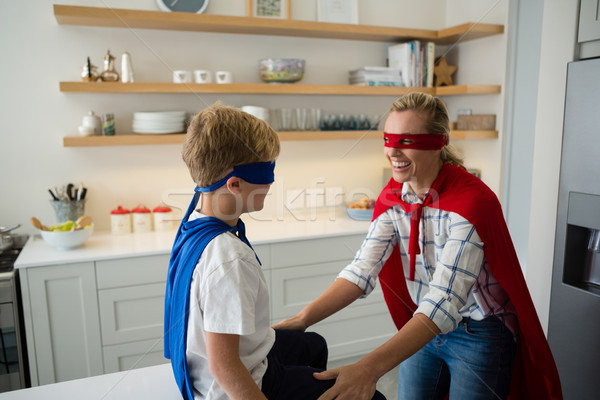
{"left": 373, "top": 163, "right": 562, "bottom": 400}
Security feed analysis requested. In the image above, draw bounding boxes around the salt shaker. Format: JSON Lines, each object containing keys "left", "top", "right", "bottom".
{"left": 110, "top": 205, "right": 131, "bottom": 235}
{"left": 153, "top": 205, "right": 174, "bottom": 232}
{"left": 132, "top": 204, "right": 152, "bottom": 233}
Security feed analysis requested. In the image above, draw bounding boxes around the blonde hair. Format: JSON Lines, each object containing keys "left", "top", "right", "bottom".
{"left": 182, "top": 103, "right": 281, "bottom": 187}
{"left": 390, "top": 92, "right": 464, "bottom": 167}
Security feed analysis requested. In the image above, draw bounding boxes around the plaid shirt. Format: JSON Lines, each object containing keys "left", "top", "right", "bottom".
{"left": 339, "top": 184, "right": 517, "bottom": 335}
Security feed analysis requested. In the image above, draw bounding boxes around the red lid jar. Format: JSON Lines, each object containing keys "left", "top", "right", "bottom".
{"left": 132, "top": 204, "right": 152, "bottom": 233}
{"left": 153, "top": 205, "right": 174, "bottom": 232}
{"left": 110, "top": 206, "right": 131, "bottom": 235}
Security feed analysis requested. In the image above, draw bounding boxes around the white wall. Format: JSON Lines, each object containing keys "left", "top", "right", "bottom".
{"left": 0, "top": 1, "right": 505, "bottom": 235}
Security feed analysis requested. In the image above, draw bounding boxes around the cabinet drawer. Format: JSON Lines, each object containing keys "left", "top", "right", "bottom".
{"left": 271, "top": 261, "right": 385, "bottom": 320}
{"left": 103, "top": 338, "right": 165, "bottom": 373}
{"left": 98, "top": 283, "right": 165, "bottom": 346}
{"left": 96, "top": 254, "right": 169, "bottom": 289}
{"left": 270, "top": 234, "right": 365, "bottom": 269}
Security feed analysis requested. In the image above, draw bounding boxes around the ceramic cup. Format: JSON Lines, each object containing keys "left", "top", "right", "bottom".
{"left": 173, "top": 70, "right": 192, "bottom": 83}
{"left": 194, "top": 70, "right": 212, "bottom": 84}
{"left": 215, "top": 71, "right": 233, "bottom": 84}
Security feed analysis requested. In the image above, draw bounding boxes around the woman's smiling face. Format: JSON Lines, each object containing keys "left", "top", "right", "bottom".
{"left": 384, "top": 110, "right": 443, "bottom": 196}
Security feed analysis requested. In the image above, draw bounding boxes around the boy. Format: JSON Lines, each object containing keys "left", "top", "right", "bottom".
{"left": 164, "top": 104, "right": 383, "bottom": 400}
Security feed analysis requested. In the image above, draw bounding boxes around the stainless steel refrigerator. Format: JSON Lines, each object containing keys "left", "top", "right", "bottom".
{"left": 548, "top": 57, "right": 600, "bottom": 399}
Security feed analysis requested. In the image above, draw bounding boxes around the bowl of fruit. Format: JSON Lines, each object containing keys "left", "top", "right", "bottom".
{"left": 346, "top": 197, "right": 376, "bottom": 221}
{"left": 31, "top": 216, "right": 94, "bottom": 250}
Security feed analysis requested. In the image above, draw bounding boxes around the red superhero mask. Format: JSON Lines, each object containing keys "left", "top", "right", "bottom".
{"left": 383, "top": 132, "right": 447, "bottom": 150}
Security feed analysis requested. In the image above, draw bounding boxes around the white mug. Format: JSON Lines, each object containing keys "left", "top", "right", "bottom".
{"left": 173, "top": 70, "right": 192, "bottom": 83}
{"left": 215, "top": 71, "right": 233, "bottom": 84}
{"left": 194, "top": 70, "right": 212, "bottom": 83}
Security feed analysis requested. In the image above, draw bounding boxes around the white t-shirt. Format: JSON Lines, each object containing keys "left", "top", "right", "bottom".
{"left": 185, "top": 212, "right": 275, "bottom": 400}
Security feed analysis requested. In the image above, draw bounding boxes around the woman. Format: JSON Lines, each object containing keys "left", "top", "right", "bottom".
{"left": 273, "top": 93, "right": 562, "bottom": 400}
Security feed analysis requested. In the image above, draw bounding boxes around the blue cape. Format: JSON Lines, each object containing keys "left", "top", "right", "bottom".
{"left": 164, "top": 189, "right": 254, "bottom": 399}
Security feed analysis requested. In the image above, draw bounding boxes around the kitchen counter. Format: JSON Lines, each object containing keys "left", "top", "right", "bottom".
{"left": 15, "top": 210, "right": 371, "bottom": 268}
{"left": 0, "top": 363, "right": 181, "bottom": 399}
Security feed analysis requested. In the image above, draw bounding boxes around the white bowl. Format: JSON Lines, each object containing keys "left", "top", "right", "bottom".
{"left": 346, "top": 208, "right": 374, "bottom": 221}
{"left": 39, "top": 225, "right": 94, "bottom": 250}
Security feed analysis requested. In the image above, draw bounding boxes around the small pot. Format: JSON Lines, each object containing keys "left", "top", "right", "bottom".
{"left": 0, "top": 234, "right": 13, "bottom": 252}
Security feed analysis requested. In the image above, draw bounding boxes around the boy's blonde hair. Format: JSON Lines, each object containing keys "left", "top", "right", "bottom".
{"left": 182, "top": 103, "right": 281, "bottom": 187}
{"left": 390, "top": 92, "right": 464, "bottom": 167}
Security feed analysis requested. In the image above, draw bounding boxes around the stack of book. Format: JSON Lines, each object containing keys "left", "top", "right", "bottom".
{"left": 387, "top": 41, "right": 436, "bottom": 88}
{"left": 349, "top": 67, "right": 405, "bottom": 86}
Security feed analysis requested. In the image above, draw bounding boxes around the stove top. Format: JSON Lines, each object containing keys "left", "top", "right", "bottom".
{"left": 0, "top": 248, "right": 20, "bottom": 273}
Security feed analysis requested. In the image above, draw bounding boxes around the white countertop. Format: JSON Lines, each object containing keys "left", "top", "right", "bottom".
{"left": 0, "top": 363, "right": 181, "bottom": 399}
{"left": 15, "top": 210, "right": 371, "bottom": 268}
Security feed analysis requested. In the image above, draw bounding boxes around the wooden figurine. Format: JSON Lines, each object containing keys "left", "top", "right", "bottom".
{"left": 434, "top": 56, "right": 457, "bottom": 86}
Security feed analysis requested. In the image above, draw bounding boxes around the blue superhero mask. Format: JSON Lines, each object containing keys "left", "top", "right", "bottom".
{"left": 195, "top": 161, "right": 276, "bottom": 193}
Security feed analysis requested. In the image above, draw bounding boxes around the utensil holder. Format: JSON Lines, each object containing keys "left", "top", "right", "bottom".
{"left": 50, "top": 200, "right": 86, "bottom": 223}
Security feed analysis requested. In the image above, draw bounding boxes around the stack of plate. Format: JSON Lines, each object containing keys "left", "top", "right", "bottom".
{"left": 132, "top": 111, "right": 186, "bottom": 134}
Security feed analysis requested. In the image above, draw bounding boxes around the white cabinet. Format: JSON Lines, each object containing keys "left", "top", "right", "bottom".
{"left": 96, "top": 255, "right": 169, "bottom": 373}
{"left": 579, "top": 0, "right": 600, "bottom": 42}
{"left": 20, "top": 262, "right": 103, "bottom": 386}
{"left": 269, "top": 235, "right": 397, "bottom": 362}
{"left": 20, "top": 233, "right": 395, "bottom": 385}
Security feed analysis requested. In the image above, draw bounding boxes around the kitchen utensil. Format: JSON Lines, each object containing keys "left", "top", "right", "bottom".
{"left": 0, "top": 224, "right": 20, "bottom": 234}
{"left": 30, "top": 217, "right": 49, "bottom": 231}
{"left": 0, "top": 234, "right": 13, "bottom": 252}
{"left": 75, "top": 215, "right": 93, "bottom": 230}
{"left": 258, "top": 59, "right": 305, "bottom": 83}
{"left": 39, "top": 224, "right": 94, "bottom": 250}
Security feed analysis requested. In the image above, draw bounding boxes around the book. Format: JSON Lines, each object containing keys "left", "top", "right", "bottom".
{"left": 387, "top": 42, "right": 412, "bottom": 87}
{"left": 388, "top": 40, "right": 436, "bottom": 87}
{"left": 425, "top": 42, "right": 435, "bottom": 87}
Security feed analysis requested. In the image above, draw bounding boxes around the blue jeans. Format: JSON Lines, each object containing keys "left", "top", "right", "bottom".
{"left": 398, "top": 316, "right": 515, "bottom": 400}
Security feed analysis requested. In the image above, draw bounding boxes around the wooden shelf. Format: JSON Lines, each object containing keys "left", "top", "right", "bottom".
{"left": 63, "top": 130, "right": 498, "bottom": 147}
{"left": 53, "top": 4, "right": 503, "bottom": 44}
{"left": 59, "top": 82, "right": 500, "bottom": 96}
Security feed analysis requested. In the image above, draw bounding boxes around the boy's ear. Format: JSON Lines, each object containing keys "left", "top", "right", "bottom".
{"left": 226, "top": 177, "right": 242, "bottom": 194}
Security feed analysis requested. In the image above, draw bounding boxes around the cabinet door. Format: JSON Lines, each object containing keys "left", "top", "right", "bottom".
{"left": 579, "top": 0, "right": 600, "bottom": 42}
{"left": 25, "top": 263, "right": 103, "bottom": 385}
{"left": 103, "top": 338, "right": 166, "bottom": 373}
{"left": 98, "top": 283, "right": 166, "bottom": 346}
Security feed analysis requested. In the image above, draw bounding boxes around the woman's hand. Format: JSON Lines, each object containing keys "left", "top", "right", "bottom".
{"left": 314, "top": 363, "right": 379, "bottom": 400}
{"left": 271, "top": 315, "right": 307, "bottom": 331}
